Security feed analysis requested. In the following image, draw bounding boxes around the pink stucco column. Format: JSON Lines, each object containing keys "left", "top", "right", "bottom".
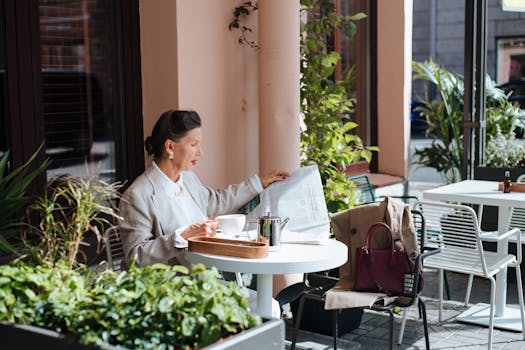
{"left": 258, "top": 0, "right": 301, "bottom": 175}
{"left": 258, "top": 0, "right": 302, "bottom": 296}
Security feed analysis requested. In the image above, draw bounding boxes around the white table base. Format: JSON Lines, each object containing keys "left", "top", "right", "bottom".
{"left": 456, "top": 303, "right": 524, "bottom": 332}
{"left": 185, "top": 240, "right": 348, "bottom": 320}
{"left": 257, "top": 274, "right": 273, "bottom": 319}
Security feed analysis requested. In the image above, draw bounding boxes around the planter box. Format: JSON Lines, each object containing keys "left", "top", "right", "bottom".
{"left": 205, "top": 318, "right": 284, "bottom": 349}
{"left": 474, "top": 166, "right": 525, "bottom": 183}
{"left": 1, "top": 319, "right": 285, "bottom": 350}
{"left": 0, "top": 323, "right": 102, "bottom": 350}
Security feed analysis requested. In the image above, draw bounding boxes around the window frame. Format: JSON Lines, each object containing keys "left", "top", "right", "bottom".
{"left": 2, "top": 0, "right": 144, "bottom": 193}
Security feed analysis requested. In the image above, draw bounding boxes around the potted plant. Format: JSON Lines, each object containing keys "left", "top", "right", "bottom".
{"left": 475, "top": 131, "right": 525, "bottom": 182}
{"left": 0, "top": 146, "right": 50, "bottom": 260}
{"left": 0, "top": 262, "right": 282, "bottom": 350}
{"left": 0, "top": 174, "right": 283, "bottom": 349}
{"left": 412, "top": 59, "right": 525, "bottom": 183}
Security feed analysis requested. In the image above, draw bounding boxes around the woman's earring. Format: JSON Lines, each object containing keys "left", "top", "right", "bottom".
{"left": 168, "top": 151, "right": 174, "bottom": 160}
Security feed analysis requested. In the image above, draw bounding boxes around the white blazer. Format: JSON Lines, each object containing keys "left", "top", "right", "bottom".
{"left": 118, "top": 164, "right": 260, "bottom": 267}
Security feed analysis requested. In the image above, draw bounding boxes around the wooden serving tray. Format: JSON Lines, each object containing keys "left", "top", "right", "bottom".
{"left": 188, "top": 236, "right": 268, "bottom": 259}
{"left": 498, "top": 182, "right": 525, "bottom": 193}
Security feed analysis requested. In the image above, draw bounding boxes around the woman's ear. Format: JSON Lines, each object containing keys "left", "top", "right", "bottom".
{"left": 164, "top": 139, "right": 175, "bottom": 160}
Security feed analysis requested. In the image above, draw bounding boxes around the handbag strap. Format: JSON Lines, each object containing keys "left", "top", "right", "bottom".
{"left": 363, "top": 222, "right": 395, "bottom": 265}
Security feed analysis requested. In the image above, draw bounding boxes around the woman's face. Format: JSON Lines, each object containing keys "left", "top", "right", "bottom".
{"left": 169, "top": 127, "right": 202, "bottom": 171}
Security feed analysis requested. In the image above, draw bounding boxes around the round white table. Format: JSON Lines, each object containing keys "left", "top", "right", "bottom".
{"left": 185, "top": 239, "right": 348, "bottom": 318}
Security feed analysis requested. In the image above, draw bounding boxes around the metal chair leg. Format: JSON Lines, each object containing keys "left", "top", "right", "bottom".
{"left": 388, "top": 308, "right": 394, "bottom": 350}
{"left": 515, "top": 264, "right": 525, "bottom": 339}
{"left": 291, "top": 295, "right": 306, "bottom": 350}
{"left": 444, "top": 270, "right": 452, "bottom": 300}
{"left": 465, "top": 274, "right": 474, "bottom": 305}
{"left": 397, "top": 308, "right": 407, "bottom": 345}
{"left": 419, "top": 297, "right": 430, "bottom": 350}
{"left": 333, "top": 309, "right": 338, "bottom": 350}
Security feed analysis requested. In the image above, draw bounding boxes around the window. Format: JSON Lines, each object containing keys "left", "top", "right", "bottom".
{"left": 1, "top": 0, "right": 143, "bottom": 191}
{"left": 496, "top": 37, "right": 525, "bottom": 109}
{"left": 0, "top": 0, "right": 7, "bottom": 157}
{"left": 39, "top": 0, "right": 119, "bottom": 182}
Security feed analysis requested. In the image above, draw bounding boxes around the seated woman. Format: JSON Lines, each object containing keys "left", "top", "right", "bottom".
{"left": 118, "top": 109, "right": 289, "bottom": 317}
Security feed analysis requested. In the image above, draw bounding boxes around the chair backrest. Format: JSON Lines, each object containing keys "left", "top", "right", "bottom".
{"left": 413, "top": 201, "right": 489, "bottom": 276}
{"left": 348, "top": 174, "right": 376, "bottom": 204}
{"left": 104, "top": 226, "right": 125, "bottom": 272}
{"left": 403, "top": 209, "right": 425, "bottom": 299}
{"left": 509, "top": 174, "right": 525, "bottom": 237}
{"left": 412, "top": 209, "right": 426, "bottom": 250}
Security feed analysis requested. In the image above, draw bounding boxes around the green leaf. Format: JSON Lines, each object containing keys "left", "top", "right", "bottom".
{"left": 348, "top": 12, "right": 367, "bottom": 21}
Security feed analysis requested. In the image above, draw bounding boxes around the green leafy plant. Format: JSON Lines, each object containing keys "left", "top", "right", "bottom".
{"left": 485, "top": 132, "right": 525, "bottom": 168}
{"left": 228, "top": 1, "right": 258, "bottom": 49}
{"left": 0, "top": 262, "right": 260, "bottom": 350}
{"left": 412, "top": 59, "right": 525, "bottom": 183}
{"left": 230, "top": 0, "right": 378, "bottom": 212}
{"left": 22, "top": 174, "right": 122, "bottom": 267}
{"left": 299, "top": 0, "right": 376, "bottom": 212}
{"left": 0, "top": 146, "right": 50, "bottom": 254}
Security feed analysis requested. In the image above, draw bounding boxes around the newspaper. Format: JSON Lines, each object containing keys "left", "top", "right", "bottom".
{"left": 246, "top": 164, "right": 331, "bottom": 244}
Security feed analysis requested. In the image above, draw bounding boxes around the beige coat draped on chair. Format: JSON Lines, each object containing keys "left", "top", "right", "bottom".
{"left": 326, "top": 197, "right": 419, "bottom": 309}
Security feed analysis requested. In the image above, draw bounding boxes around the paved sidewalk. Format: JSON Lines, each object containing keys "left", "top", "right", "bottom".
{"left": 286, "top": 270, "right": 525, "bottom": 349}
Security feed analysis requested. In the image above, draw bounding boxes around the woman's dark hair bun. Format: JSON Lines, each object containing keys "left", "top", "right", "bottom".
{"left": 144, "top": 136, "right": 154, "bottom": 155}
{"left": 146, "top": 109, "right": 202, "bottom": 159}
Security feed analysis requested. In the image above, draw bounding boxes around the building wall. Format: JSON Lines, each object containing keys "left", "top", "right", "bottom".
{"left": 377, "top": 0, "right": 413, "bottom": 178}
{"left": 140, "top": 0, "right": 259, "bottom": 188}
{"left": 140, "top": 0, "right": 180, "bottom": 164}
{"left": 140, "top": 0, "right": 413, "bottom": 184}
{"left": 412, "top": 0, "right": 525, "bottom": 99}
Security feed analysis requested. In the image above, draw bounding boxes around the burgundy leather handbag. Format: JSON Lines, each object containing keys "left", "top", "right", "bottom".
{"left": 354, "top": 222, "right": 409, "bottom": 296}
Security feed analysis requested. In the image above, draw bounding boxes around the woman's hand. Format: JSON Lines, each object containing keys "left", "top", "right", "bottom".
{"left": 181, "top": 219, "right": 218, "bottom": 240}
{"left": 260, "top": 169, "right": 291, "bottom": 189}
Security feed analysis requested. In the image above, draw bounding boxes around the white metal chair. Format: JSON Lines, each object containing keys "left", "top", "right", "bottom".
{"left": 508, "top": 174, "right": 525, "bottom": 242}
{"left": 413, "top": 200, "right": 525, "bottom": 349}
{"left": 465, "top": 174, "right": 525, "bottom": 305}
{"left": 104, "top": 226, "right": 126, "bottom": 272}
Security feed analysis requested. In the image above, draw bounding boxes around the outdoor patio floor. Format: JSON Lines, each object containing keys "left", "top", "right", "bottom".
{"left": 286, "top": 167, "right": 525, "bottom": 349}
{"left": 286, "top": 269, "right": 525, "bottom": 349}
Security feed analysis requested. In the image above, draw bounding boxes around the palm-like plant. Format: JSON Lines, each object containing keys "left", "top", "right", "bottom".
{"left": 412, "top": 59, "right": 525, "bottom": 183}
{"left": 0, "top": 146, "right": 50, "bottom": 254}
{"left": 412, "top": 60, "right": 464, "bottom": 183}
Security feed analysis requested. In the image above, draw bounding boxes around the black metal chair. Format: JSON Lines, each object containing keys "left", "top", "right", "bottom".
{"left": 290, "top": 210, "right": 437, "bottom": 350}
{"left": 349, "top": 174, "right": 452, "bottom": 300}
{"left": 104, "top": 226, "right": 126, "bottom": 272}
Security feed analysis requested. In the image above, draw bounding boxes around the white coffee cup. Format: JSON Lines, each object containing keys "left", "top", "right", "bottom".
{"left": 216, "top": 214, "right": 246, "bottom": 237}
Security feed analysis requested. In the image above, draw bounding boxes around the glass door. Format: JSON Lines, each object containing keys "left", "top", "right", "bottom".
{"left": 39, "top": 0, "right": 119, "bottom": 182}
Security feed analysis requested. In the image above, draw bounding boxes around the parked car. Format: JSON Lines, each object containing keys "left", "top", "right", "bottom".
{"left": 498, "top": 79, "right": 525, "bottom": 109}
{"left": 410, "top": 101, "right": 429, "bottom": 135}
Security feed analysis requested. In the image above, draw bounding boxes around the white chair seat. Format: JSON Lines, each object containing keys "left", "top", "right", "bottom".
{"left": 425, "top": 249, "right": 517, "bottom": 277}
